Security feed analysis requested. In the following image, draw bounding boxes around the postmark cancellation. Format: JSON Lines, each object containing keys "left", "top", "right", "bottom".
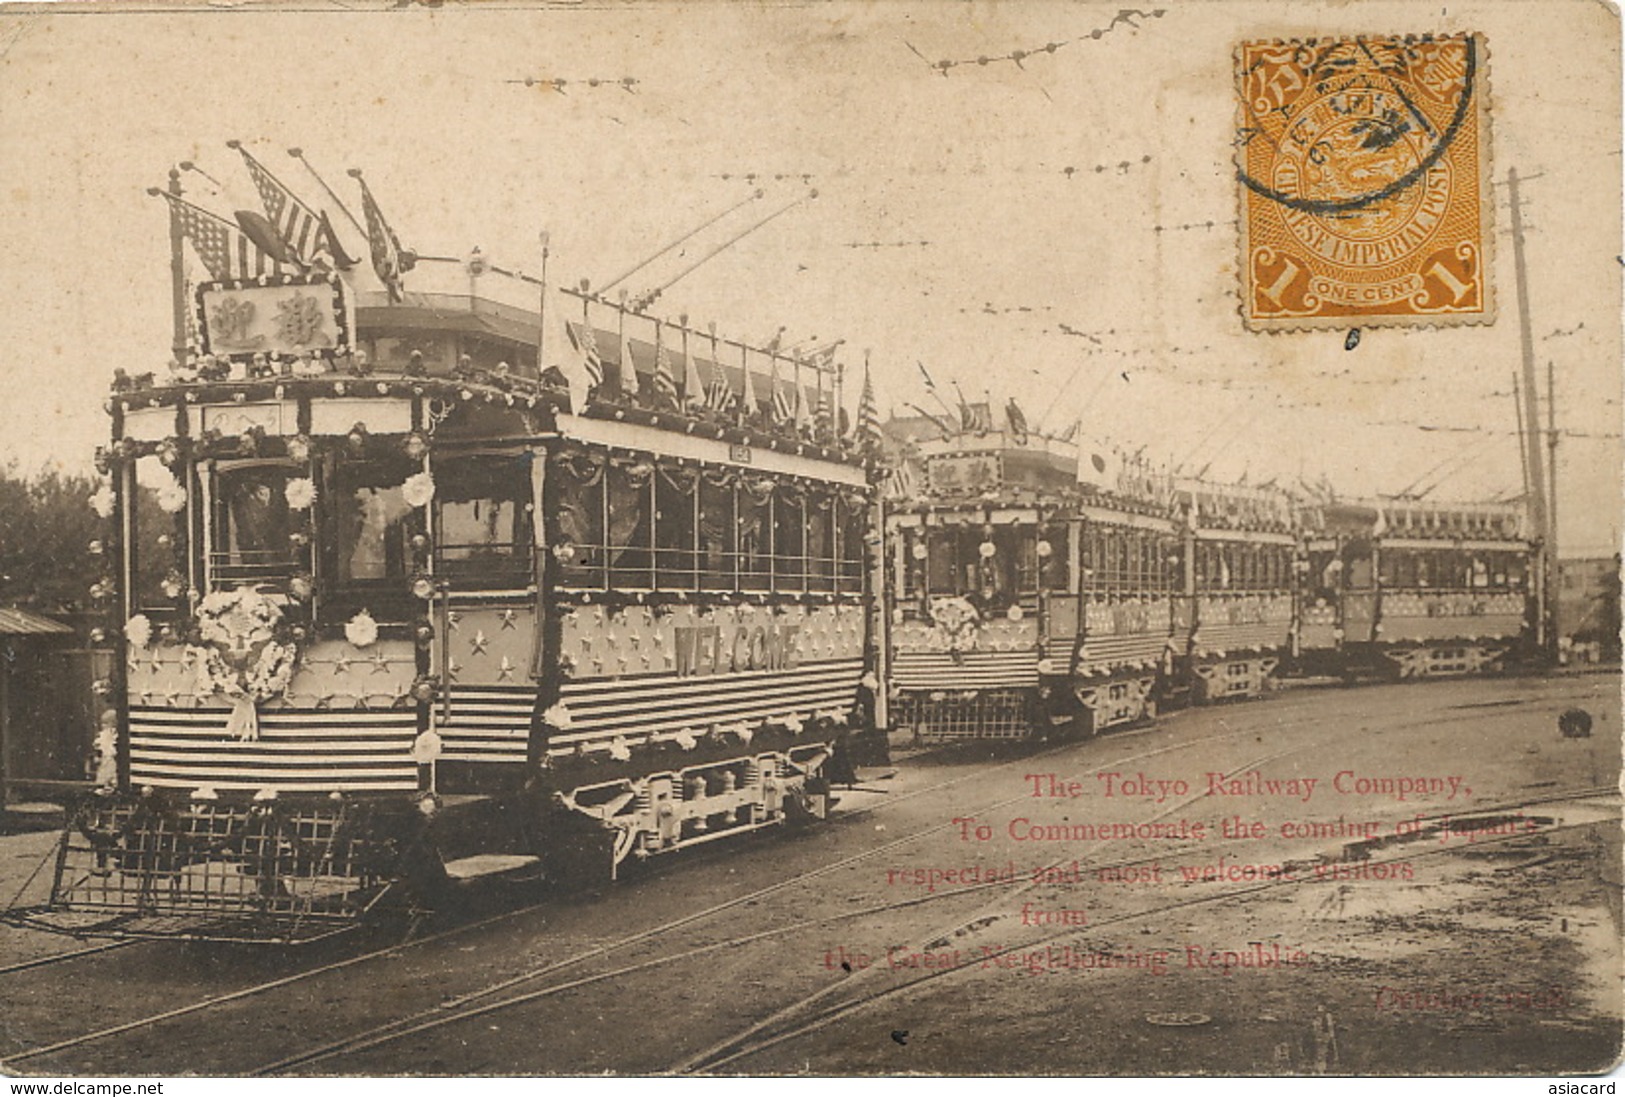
{"left": 1236, "top": 34, "right": 1493, "bottom": 331}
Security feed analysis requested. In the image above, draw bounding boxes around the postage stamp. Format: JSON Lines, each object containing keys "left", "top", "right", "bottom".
{"left": 1235, "top": 34, "right": 1493, "bottom": 331}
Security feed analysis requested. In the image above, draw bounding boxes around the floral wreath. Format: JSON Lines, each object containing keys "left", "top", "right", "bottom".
{"left": 185, "top": 587, "right": 299, "bottom": 741}
{"left": 928, "top": 596, "right": 981, "bottom": 654}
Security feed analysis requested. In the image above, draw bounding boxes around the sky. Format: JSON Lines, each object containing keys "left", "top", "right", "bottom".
{"left": 0, "top": 0, "right": 1618, "bottom": 555}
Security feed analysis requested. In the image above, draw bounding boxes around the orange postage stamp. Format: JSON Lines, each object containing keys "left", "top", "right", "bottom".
{"left": 1236, "top": 34, "right": 1492, "bottom": 331}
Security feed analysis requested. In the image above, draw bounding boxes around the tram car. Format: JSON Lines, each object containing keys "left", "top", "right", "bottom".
{"left": 1296, "top": 498, "right": 1533, "bottom": 679}
{"left": 1170, "top": 478, "right": 1297, "bottom": 702}
{"left": 882, "top": 422, "right": 1177, "bottom": 742}
{"left": 19, "top": 211, "right": 883, "bottom": 943}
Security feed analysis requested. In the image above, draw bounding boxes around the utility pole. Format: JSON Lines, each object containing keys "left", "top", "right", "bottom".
{"left": 1547, "top": 356, "right": 1560, "bottom": 642}
{"left": 1508, "top": 167, "right": 1551, "bottom": 653}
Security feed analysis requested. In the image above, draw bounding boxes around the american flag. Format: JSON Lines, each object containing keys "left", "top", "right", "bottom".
{"left": 883, "top": 460, "right": 918, "bottom": 501}
{"left": 158, "top": 191, "right": 284, "bottom": 282}
{"left": 653, "top": 327, "right": 679, "bottom": 406}
{"left": 230, "top": 142, "right": 351, "bottom": 269}
{"left": 857, "top": 365, "right": 881, "bottom": 450}
{"left": 571, "top": 322, "right": 605, "bottom": 389}
{"left": 353, "top": 172, "right": 407, "bottom": 301}
{"left": 771, "top": 378, "right": 795, "bottom": 424}
{"left": 815, "top": 385, "right": 834, "bottom": 434}
{"left": 704, "top": 365, "right": 736, "bottom": 411}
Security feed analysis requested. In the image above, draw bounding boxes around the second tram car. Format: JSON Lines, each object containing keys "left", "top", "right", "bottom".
{"left": 883, "top": 426, "right": 1178, "bottom": 742}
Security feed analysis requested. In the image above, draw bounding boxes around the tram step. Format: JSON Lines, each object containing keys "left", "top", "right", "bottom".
{"left": 442, "top": 853, "right": 543, "bottom": 881}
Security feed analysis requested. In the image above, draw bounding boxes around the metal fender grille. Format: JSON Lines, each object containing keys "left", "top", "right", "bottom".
{"left": 896, "top": 688, "right": 1034, "bottom": 742}
{"left": 32, "top": 794, "right": 404, "bottom": 942}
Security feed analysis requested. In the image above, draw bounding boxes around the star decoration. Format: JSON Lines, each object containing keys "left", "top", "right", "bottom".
{"left": 447, "top": 611, "right": 461, "bottom": 631}
{"left": 127, "top": 659, "right": 141, "bottom": 675}
{"left": 355, "top": 696, "right": 371, "bottom": 711}
{"left": 499, "top": 609, "right": 518, "bottom": 630}
{"left": 470, "top": 630, "right": 490, "bottom": 655}
{"left": 371, "top": 652, "right": 392, "bottom": 674}
{"left": 497, "top": 656, "right": 516, "bottom": 682}
{"left": 445, "top": 658, "right": 462, "bottom": 682}
{"left": 333, "top": 653, "right": 352, "bottom": 674}
{"left": 149, "top": 659, "right": 164, "bottom": 676}
{"left": 164, "top": 691, "right": 179, "bottom": 707}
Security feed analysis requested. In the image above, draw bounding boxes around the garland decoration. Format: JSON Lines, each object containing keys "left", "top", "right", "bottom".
{"left": 185, "top": 588, "right": 300, "bottom": 741}
{"left": 928, "top": 595, "right": 981, "bottom": 653}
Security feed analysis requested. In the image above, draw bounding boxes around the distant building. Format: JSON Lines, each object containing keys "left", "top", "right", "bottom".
{"left": 0, "top": 607, "right": 103, "bottom": 808}
{"left": 1557, "top": 555, "right": 1621, "bottom": 657}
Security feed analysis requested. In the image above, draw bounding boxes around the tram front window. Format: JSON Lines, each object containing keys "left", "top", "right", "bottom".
{"left": 321, "top": 457, "right": 416, "bottom": 619}
{"left": 211, "top": 461, "right": 296, "bottom": 585}
{"left": 924, "top": 526, "right": 1025, "bottom": 612}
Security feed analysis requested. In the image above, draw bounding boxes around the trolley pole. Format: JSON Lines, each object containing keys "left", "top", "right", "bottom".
{"left": 1507, "top": 167, "right": 1551, "bottom": 654}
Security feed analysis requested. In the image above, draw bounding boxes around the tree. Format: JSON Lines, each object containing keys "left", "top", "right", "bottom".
{"left": 0, "top": 464, "right": 105, "bottom": 613}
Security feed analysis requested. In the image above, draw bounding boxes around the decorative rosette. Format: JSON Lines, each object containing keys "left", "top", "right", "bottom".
{"left": 185, "top": 587, "right": 300, "bottom": 741}
{"left": 402, "top": 471, "right": 436, "bottom": 509}
{"left": 89, "top": 482, "right": 115, "bottom": 519}
{"left": 125, "top": 613, "right": 153, "bottom": 649}
{"left": 928, "top": 596, "right": 981, "bottom": 653}
{"left": 285, "top": 477, "right": 317, "bottom": 511}
{"left": 542, "top": 701, "right": 574, "bottom": 730}
{"left": 157, "top": 477, "right": 188, "bottom": 514}
{"left": 344, "top": 609, "right": 380, "bottom": 648}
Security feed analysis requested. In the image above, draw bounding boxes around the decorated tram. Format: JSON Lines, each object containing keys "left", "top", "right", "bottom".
{"left": 1170, "top": 478, "right": 1297, "bottom": 702}
{"left": 19, "top": 167, "right": 886, "bottom": 942}
{"left": 882, "top": 421, "right": 1178, "bottom": 742}
{"left": 1296, "top": 498, "right": 1533, "bottom": 679}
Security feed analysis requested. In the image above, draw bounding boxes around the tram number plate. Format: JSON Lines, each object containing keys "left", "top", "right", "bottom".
{"left": 729, "top": 443, "right": 753, "bottom": 464}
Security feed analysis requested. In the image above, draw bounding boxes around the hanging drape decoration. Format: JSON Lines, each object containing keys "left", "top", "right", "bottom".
{"left": 607, "top": 458, "right": 655, "bottom": 558}
{"left": 550, "top": 449, "right": 605, "bottom": 552}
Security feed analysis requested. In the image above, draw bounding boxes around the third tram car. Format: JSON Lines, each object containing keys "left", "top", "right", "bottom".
{"left": 1297, "top": 498, "right": 1533, "bottom": 679}
{"left": 1171, "top": 478, "right": 1297, "bottom": 702}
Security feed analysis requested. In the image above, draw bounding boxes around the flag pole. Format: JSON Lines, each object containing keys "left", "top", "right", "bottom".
{"left": 836, "top": 361, "right": 846, "bottom": 438}
{"left": 288, "top": 148, "right": 366, "bottom": 239}
{"left": 536, "top": 230, "right": 550, "bottom": 376}
{"left": 156, "top": 168, "right": 188, "bottom": 363}
{"left": 679, "top": 315, "right": 692, "bottom": 407}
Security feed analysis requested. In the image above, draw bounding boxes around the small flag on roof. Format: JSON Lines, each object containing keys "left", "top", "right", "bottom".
{"left": 349, "top": 169, "right": 411, "bottom": 302}
{"left": 653, "top": 323, "right": 679, "bottom": 409}
{"left": 229, "top": 141, "right": 353, "bottom": 269}
{"left": 857, "top": 363, "right": 882, "bottom": 452}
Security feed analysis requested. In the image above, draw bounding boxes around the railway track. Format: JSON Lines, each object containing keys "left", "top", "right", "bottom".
{"left": 4, "top": 677, "right": 1611, "bottom": 1075}
{"left": 5, "top": 709, "right": 1309, "bottom": 1073}
{"left": 247, "top": 686, "right": 1602, "bottom": 1074}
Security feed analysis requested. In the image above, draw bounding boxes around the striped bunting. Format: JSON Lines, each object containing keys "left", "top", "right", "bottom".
{"left": 129, "top": 706, "right": 418, "bottom": 791}
{"left": 1192, "top": 622, "right": 1292, "bottom": 653}
{"left": 891, "top": 650, "right": 1039, "bottom": 689}
{"left": 1078, "top": 631, "right": 1168, "bottom": 669}
{"left": 440, "top": 685, "right": 534, "bottom": 763}
{"left": 550, "top": 659, "right": 862, "bottom": 749}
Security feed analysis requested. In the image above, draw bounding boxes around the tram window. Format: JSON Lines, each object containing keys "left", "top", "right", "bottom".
{"left": 772, "top": 486, "right": 806, "bottom": 590}
{"left": 838, "top": 495, "right": 865, "bottom": 592}
{"left": 738, "top": 481, "right": 769, "bottom": 591}
{"left": 606, "top": 460, "right": 654, "bottom": 587}
{"left": 130, "top": 455, "right": 182, "bottom": 612}
{"left": 320, "top": 457, "right": 416, "bottom": 620}
{"left": 550, "top": 452, "right": 605, "bottom": 587}
{"left": 925, "top": 528, "right": 960, "bottom": 594}
{"left": 1039, "top": 522, "right": 1069, "bottom": 592}
{"left": 436, "top": 455, "right": 532, "bottom": 588}
{"left": 807, "top": 494, "right": 834, "bottom": 592}
{"left": 655, "top": 467, "right": 698, "bottom": 589}
{"left": 212, "top": 461, "right": 296, "bottom": 587}
{"left": 698, "top": 474, "right": 735, "bottom": 591}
